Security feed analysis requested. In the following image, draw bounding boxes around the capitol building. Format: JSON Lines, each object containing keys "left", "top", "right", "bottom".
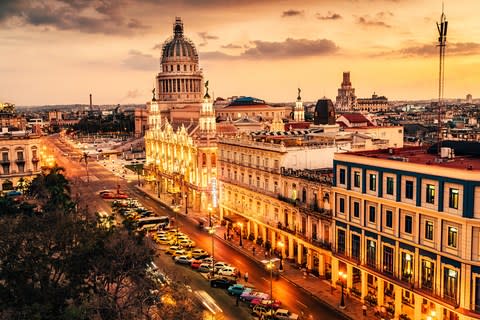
{"left": 145, "top": 18, "right": 217, "bottom": 214}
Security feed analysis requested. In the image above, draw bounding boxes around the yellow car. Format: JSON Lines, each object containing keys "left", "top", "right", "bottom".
{"left": 178, "top": 239, "right": 196, "bottom": 248}
{"left": 156, "top": 237, "right": 174, "bottom": 245}
{"left": 166, "top": 245, "right": 182, "bottom": 255}
{"left": 171, "top": 249, "right": 187, "bottom": 258}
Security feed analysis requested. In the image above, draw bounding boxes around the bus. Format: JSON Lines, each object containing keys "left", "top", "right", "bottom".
{"left": 137, "top": 216, "right": 170, "bottom": 231}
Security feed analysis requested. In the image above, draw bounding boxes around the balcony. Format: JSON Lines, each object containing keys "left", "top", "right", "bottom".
{"left": 32, "top": 157, "right": 39, "bottom": 163}
{"left": 0, "top": 159, "right": 10, "bottom": 165}
{"left": 15, "top": 158, "right": 25, "bottom": 164}
{"left": 298, "top": 202, "right": 333, "bottom": 221}
{"left": 277, "top": 194, "right": 297, "bottom": 206}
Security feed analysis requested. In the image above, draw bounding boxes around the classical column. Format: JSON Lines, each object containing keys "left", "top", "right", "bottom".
{"left": 394, "top": 285, "right": 402, "bottom": 319}
{"left": 307, "top": 248, "right": 314, "bottom": 271}
{"left": 435, "top": 304, "right": 443, "bottom": 320}
{"left": 361, "top": 270, "right": 368, "bottom": 302}
{"left": 346, "top": 264, "right": 353, "bottom": 290}
{"left": 262, "top": 225, "right": 267, "bottom": 242}
{"left": 377, "top": 278, "right": 384, "bottom": 306}
{"left": 280, "top": 235, "right": 286, "bottom": 257}
{"left": 254, "top": 223, "right": 259, "bottom": 240}
{"left": 318, "top": 253, "right": 325, "bottom": 277}
{"left": 288, "top": 236, "right": 294, "bottom": 260}
{"left": 331, "top": 257, "right": 339, "bottom": 288}
{"left": 297, "top": 242, "right": 303, "bottom": 265}
{"left": 247, "top": 221, "right": 251, "bottom": 237}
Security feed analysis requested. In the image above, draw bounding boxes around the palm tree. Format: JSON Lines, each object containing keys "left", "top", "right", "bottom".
{"left": 28, "top": 166, "right": 72, "bottom": 213}
{"left": 79, "top": 152, "right": 90, "bottom": 183}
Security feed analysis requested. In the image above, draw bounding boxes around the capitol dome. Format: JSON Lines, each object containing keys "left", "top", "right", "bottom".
{"left": 155, "top": 17, "right": 204, "bottom": 104}
{"left": 161, "top": 18, "right": 198, "bottom": 64}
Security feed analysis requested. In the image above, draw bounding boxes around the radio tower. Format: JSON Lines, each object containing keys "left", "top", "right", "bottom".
{"left": 436, "top": 4, "right": 448, "bottom": 151}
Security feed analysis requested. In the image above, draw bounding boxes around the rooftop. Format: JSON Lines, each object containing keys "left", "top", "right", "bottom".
{"left": 346, "top": 142, "right": 480, "bottom": 171}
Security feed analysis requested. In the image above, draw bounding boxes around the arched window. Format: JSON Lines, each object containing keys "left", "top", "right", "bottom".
{"left": 291, "top": 183, "right": 297, "bottom": 200}
{"left": 302, "top": 187, "right": 307, "bottom": 203}
{"left": 211, "top": 154, "right": 216, "bottom": 166}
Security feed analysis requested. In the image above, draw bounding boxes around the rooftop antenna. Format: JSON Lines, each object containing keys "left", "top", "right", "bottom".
{"left": 436, "top": 2, "right": 447, "bottom": 154}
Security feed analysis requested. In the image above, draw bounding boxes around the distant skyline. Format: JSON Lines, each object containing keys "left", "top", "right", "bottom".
{"left": 1, "top": 0, "right": 479, "bottom": 106}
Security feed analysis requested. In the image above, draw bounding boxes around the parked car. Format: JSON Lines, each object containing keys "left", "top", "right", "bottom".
{"left": 171, "top": 250, "right": 187, "bottom": 258}
{"left": 190, "top": 259, "right": 203, "bottom": 269}
{"left": 210, "top": 277, "right": 236, "bottom": 289}
{"left": 241, "top": 291, "right": 269, "bottom": 302}
{"left": 174, "top": 255, "right": 191, "bottom": 265}
{"left": 250, "top": 298, "right": 282, "bottom": 310}
{"left": 228, "top": 284, "right": 249, "bottom": 296}
{"left": 166, "top": 246, "right": 182, "bottom": 255}
{"left": 202, "top": 257, "right": 214, "bottom": 264}
{"left": 217, "top": 266, "right": 237, "bottom": 277}
{"left": 156, "top": 237, "right": 174, "bottom": 245}
{"left": 178, "top": 239, "right": 196, "bottom": 248}
{"left": 191, "top": 249, "right": 209, "bottom": 259}
{"left": 213, "top": 262, "right": 230, "bottom": 272}
{"left": 273, "top": 309, "right": 299, "bottom": 320}
{"left": 252, "top": 305, "right": 273, "bottom": 318}
{"left": 197, "top": 263, "right": 213, "bottom": 273}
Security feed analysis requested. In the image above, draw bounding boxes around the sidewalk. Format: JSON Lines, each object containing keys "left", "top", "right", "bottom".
{"left": 136, "top": 185, "right": 379, "bottom": 320}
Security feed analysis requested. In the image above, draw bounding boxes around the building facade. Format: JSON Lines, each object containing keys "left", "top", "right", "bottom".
{"left": 356, "top": 93, "right": 389, "bottom": 112}
{"left": 218, "top": 135, "right": 334, "bottom": 276}
{"left": 331, "top": 146, "right": 480, "bottom": 320}
{"left": 0, "top": 131, "right": 42, "bottom": 191}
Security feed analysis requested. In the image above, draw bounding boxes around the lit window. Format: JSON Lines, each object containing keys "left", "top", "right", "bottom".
{"left": 369, "top": 174, "right": 376, "bottom": 191}
{"left": 426, "top": 184, "right": 435, "bottom": 204}
{"left": 449, "top": 188, "right": 459, "bottom": 209}
{"left": 425, "top": 220, "right": 434, "bottom": 240}
{"left": 354, "top": 171, "right": 360, "bottom": 188}
{"left": 448, "top": 226, "right": 458, "bottom": 248}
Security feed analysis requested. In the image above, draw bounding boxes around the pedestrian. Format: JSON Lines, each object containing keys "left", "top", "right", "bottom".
{"left": 264, "top": 251, "right": 268, "bottom": 258}
{"left": 237, "top": 270, "right": 241, "bottom": 279}
{"left": 244, "top": 272, "right": 249, "bottom": 283}
{"left": 252, "top": 246, "right": 256, "bottom": 256}
{"left": 224, "top": 232, "right": 226, "bottom": 240}
{"left": 362, "top": 304, "right": 367, "bottom": 316}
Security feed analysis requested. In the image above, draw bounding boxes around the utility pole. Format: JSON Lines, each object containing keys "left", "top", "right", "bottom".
{"left": 436, "top": 4, "right": 448, "bottom": 152}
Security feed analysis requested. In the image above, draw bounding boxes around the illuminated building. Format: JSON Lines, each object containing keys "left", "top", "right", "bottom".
{"left": 0, "top": 129, "right": 42, "bottom": 192}
{"left": 335, "top": 72, "right": 357, "bottom": 112}
{"left": 331, "top": 143, "right": 480, "bottom": 320}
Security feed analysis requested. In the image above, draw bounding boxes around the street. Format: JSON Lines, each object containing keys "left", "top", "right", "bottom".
{"left": 46, "top": 135, "right": 343, "bottom": 320}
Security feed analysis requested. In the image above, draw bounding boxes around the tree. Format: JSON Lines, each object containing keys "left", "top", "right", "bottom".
{"left": 0, "top": 169, "right": 203, "bottom": 319}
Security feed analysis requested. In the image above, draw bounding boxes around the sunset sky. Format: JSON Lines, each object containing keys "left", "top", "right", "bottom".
{"left": 1, "top": 0, "right": 479, "bottom": 106}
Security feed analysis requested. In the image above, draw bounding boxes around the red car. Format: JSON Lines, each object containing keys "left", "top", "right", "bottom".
{"left": 190, "top": 259, "right": 203, "bottom": 269}
{"left": 250, "top": 298, "right": 282, "bottom": 310}
{"left": 101, "top": 192, "right": 129, "bottom": 200}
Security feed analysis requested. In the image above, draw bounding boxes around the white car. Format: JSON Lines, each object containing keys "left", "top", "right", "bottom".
{"left": 174, "top": 255, "right": 191, "bottom": 265}
{"left": 178, "top": 239, "right": 196, "bottom": 248}
{"left": 202, "top": 257, "right": 214, "bottom": 264}
{"left": 214, "top": 262, "right": 230, "bottom": 272}
{"left": 274, "top": 309, "right": 299, "bottom": 320}
{"left": 197, "top": 263, "right": 213, "bottom": 273}
{"left": 217, "top": 266, "right": 237, "bottom": 277}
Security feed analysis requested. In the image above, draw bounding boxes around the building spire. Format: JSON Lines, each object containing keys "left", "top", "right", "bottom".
{"left": 174, "top": 17, "right": 184, "bottom": 37}
{"left": 204, "top": 80, "right": 210, "bottom": 99}
{"left": 297, "top": 87, "right": 301, "bottom": 101}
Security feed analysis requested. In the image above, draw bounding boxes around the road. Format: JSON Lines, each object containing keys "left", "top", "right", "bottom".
{"left": 46, "top": 135, "right": 343, "bottom": 320}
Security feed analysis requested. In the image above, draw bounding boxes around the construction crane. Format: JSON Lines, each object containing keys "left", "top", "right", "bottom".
{"left": 436, "top": 4, "right": 448, "bottom": 150}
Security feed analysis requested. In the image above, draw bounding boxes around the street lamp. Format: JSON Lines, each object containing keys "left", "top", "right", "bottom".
{"left": 427, "top": 310, "right": 436, "bottom": 320}
{"left": 209, "top": 228, "right": 215, "bottom": 276}
{"left": 184, "top": 193, "right": 188, "bottom": 215}
{"left": 277, "top": 241, "right": 284, "bottom": 272}
{"left": 238, "top": 222, "right": 243, "bottom": 247}
{"left": 339, "top": 271, "right": 347, "bottom": 309}
{"left": 208, "top": 205, "right": 212, "bottom": 227}
{"left": 266, "top": 259, "right": 274, "bottom": 313}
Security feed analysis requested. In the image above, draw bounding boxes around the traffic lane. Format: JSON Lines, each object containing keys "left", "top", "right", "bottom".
{"left": 155, "top": 248, "right": 253, "bottom": 320}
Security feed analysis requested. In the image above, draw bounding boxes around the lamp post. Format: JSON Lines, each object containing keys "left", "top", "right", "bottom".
{"left": 184, "top": 193, "right": 188, "bottom": 215}
{"left": 238, "top": 222, "right": 243, "bottom": 247}
{"left": 266, "top": 259, "right": 274, "bottom": 313}
{"left": 209, "top": 228, "right": 215, "bottom": 276}
{"left": 339, "top": 271, "right": 347, "bottom": 309}
{"left": 208, "top": 205, "right": 212, "bottom": 227}
{"left": 427, "top": 310, "right": 436, "bottom": 320}
{"left": 277, "top": 241, "right": 284, "bottom": 272}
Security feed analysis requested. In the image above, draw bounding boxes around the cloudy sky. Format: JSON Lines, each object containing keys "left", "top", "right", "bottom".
{"left": 1, "top": 0, "right": 479, "bottom": 106}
